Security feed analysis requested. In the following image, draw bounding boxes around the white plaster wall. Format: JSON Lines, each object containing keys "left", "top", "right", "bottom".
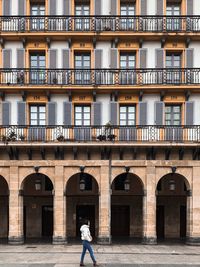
{"left": 51, "top": 94, "right": 69, "bottom": 125}
{"left": 4, "top": 42, "right": 23, "bottom": 68}
{"left": 193, "top": 0, "right": 200, "bottom": 15}
{"left": 96, "top": 42, "right": 111, "bottom": 68}
{"left": 142, "top": 42, "right": 161, "bottom": 68}
{"left": 189, "top": 42, "right": 200, "bottom": 68}
{"left": 142, "top": 94, "right": 160, "bottom": 125}
{"left": 5, "top": 95, "right": 21, "bottom": 125}
{"left": 102, "top": 0, "right": 110, "bottom": 15}
{"left": 148, "top": 0, "right": 156, "bottom": 15}
{"left": 96, "top": 94, "right": 110, "bottom": 124}
{"left": 189, "top": 95, "right": 200, "bottom": 125}
{"left": 50, "top": 42, "right": 69, "bottom": 68}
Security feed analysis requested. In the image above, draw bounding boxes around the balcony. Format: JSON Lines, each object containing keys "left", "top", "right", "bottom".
{"left": 1, "top": 68, "right": 200, "bottom": 88}
{"left": 0, "top": 15, "right": 200, "bottom": 35}
{"left": 1, "top": 125, "right": 200, "bottom": 145}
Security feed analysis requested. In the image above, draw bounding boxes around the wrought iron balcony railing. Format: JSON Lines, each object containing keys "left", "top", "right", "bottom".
{"left": 0, "top": 15, "right": 200, "bottom": 33}
{"left": 1, "top": 125, "right": 200, "bottom": 143}
{"left": 1, "top": 68, "right": 200, "bottom": 86}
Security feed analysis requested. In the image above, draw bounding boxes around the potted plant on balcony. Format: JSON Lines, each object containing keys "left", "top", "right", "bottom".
{"left": 57, "top": 134, "right": 65, "bottom": 141}
{"left": 19, "top": 134, "right": 25, "bottom": 141}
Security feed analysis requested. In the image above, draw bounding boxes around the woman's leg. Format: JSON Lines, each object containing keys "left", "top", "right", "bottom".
{"left": 80, "top": 241, "right": 87, "bottom": 264}
{"left": 85, "top": 241, "right": 96, "bottom": 263}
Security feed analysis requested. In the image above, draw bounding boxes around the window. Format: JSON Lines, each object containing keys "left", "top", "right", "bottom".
{"left": 166, "top": 2, "right": 181, "bottom": 30}
{"left": 30, "top": 105, "right": 46, "bottom": 126}
{"left": 166, "top": 52, "right": 181, "bottom": 83}
{"left": 75, "top": 1, "right": 90, "bottom": 30}
{"left": 120, "top": 0, "right": 135, "bottom": 30}
{"left": 30, "top": 52, "right": 46, "bottom": 84}
{"left": 75, "top": 106, "right": 91, "bottom": 126}
{"left": 74, "top": 53, "right": 91, "bottom": 84}
{"left": 31, "top": 3, "right": 45, "bottom": 30}
{"left": 165, "top": 105, "right": 181, "bottom": 126}
{"left": 120, "top": 52, "right": 136, "bottom": 84}
{"left": 120, "top": 106, "right": 136, "bottom": 126}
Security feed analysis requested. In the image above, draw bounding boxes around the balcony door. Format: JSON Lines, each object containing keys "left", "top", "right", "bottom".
{"left": 166, "top": 3, "right": 181, "bottom": 30}
{"left": 75, "top": 1, "right": 90, "bottom": 30}
{"left": 165, "top": 105, "right": 182, "bottom": 141}
{"left": 74, "top": 106, "right": 91, "bottom": 141}
{"left": 29, "top": 105, "right": 46, "bottom": 141}
{"left": 120, "top": 53, "right": 136, "bottom": 84}
{"left": 166, "top": 53, "right": 181, "bottom": 84}
{"left": 31, "top": 3, "right": 45, "bottom": 30}
{"left": 74, "top": 53, "right": 91, "bottom": 84}
{"left": 119, "top": 105, "right": 137, "bottom": 140}
{"left": 30, "top": 52, "right": 46, "bottom": 84}
{"left": 120, "top": 1, "right": 135, "bottom": 30}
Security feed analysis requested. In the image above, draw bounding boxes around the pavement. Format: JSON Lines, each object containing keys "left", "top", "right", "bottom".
{"left": 0, "top": 244, "right": 200, "bottom": 266}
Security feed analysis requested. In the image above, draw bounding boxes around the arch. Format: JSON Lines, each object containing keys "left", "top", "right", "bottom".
{"left": 111, "top": 172, "right": 144, "bottom": 241}
{"left": 0, "top": 175, "right": 9, "bottom": 241}
{"left": 65, "top": 172, "right": 99, "bottom": 241}
{"left": 22, "top": 173, "right": 54, "bottom": 242}
{"left": 156, "top": 172, "right": 189, "bottom": 242}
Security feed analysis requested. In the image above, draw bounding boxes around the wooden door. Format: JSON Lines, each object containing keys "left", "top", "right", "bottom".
{"left": 111, "top": 205, "right": 130, "bottom": 237}
{"left": 156, "top": 205, "right": 165, "bottom": 239}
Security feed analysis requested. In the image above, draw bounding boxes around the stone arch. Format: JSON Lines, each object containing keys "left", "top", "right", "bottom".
{"left": 65, "top": 172, "right": 99, "bottom": 241}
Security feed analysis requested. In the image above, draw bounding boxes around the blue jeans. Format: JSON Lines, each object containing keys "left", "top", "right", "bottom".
{"left": 80, "top": 240, "right": 96, "bottom": 263}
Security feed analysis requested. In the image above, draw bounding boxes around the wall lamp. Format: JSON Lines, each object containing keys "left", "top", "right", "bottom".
{"left": 171, "top": 166, "right": 177, "bottom": 174}
{"left": 79, "top": 166, "right": 86, "bottom": 191}
{"left": 124, "top": 166, "right": 130, "bottom": 191}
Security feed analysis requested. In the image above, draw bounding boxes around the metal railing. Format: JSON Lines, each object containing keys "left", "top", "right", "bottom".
{"left": 1, "top": 68, "right": 200, "bottom": 86}
{"left": 1, "top": 125, "right": 200, "bottom": 143}
{"left": 0, "top": 15, "right": 200, "bottom": 33}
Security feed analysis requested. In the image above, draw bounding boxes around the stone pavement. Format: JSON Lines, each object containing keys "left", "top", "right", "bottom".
{"left": 0, "top": 244, "right": 200, "bottom": 266}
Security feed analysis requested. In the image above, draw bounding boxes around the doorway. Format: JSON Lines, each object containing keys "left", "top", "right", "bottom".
{"left": 42, "top": 206, "right": 53, "bottom": 237}
{"left": 76, "top": 205, "right": 95, "bottom": 238}
{"left": 156, "top": 205, "right": 165, "bottom": 239}
{"left": 111, "top": 205, "right": 130, "bottom": 237}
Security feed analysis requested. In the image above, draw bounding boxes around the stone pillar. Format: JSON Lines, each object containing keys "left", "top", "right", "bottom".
{"left": 143, "top": 166, "right": 157, "bottom": 244}
{"left": 97, "top": 164, "right": 111, "bottom": 244}
{"left": 186, "top": 166, "right": 200, "bottom": 245}
{"left": 53, "top": 165, "right": 67, "bottom": 244}
{"left": 8, "top": 166, "right": 24, "bottom": 244}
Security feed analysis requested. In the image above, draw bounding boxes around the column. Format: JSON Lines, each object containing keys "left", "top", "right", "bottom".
{"left": 97, "top": 164, "right": 111, "bottom": 244}
{"left": 143, "top": 166, "right": 157, "bottom": 244}
{"left": 8, "top": 166, "right": 24, "bottom": 244}
{"left": 53, "top": 165, "right": 67, "bottom": 244}
{"left": 186, "top": 166, "right": 200, "bottom": 245}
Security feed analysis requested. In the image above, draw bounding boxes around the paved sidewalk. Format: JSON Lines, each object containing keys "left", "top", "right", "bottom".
{"left": 0, "top": 244, "right": 200, "bottom": 266}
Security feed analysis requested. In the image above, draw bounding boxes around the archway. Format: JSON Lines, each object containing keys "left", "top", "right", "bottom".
{"left": 66, "top": 172, "right": 99, "bottom": 242}
{"left": 111, "top": 172, "right": 144, "bottom": 242}
{"left": 0, "top": 176, "right": 9, "bottom": 243}
{"left": 22, "top": 173, "right": 54, "bottom": 242}
{"left": 156, "top": 173, "right": 189, "bottom": 242}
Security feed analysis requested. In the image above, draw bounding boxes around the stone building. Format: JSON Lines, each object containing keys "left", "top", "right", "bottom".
{"left": 0, "top": 0, "right": 200, "bottom": 245}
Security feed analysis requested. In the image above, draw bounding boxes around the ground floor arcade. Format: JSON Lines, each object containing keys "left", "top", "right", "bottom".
{"left": 0, "top": 160, "right": 199, "bottom": 245}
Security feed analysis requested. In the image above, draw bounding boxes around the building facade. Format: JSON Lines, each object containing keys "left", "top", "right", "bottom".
{"left": 0, "top": 0, "right": 200, "bottom": 245}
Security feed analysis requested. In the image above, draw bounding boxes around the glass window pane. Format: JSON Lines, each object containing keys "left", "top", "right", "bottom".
{"left": 120, "top": 114, "right": 126, "bottom": 120}
{"left": 84, "top": 107, "right": 90, "bottom": 113}
{"left": 120, "top": 106, "right": 126, "bottom": 113}
{"left": 30, "top": 106, "right": 37, "bottom": 112}
{"left": 75, "top": 113, "right": 82, "bottom": 120}
{"left": 75, "top": 106, "right": 82, "bottom": 112}
{"left": 30, "top": 113, "right": 37, "bottom": 120}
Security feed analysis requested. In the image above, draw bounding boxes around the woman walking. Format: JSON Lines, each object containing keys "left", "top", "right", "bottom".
{"left": 80, "top": 219, "right": 99, "bottom": 266}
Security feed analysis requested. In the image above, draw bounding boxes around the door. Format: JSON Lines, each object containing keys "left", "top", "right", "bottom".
{"left": 31, "top": 4, "right": 45, "bottom": 30}
{"left": 76, "top": 205, "right": 95, "bottom": 238}
{"left": 166, "top": 3, "right": 181, "bottom": 31}
{"left": 111, "top": 205, "right": 130, "bottom": 237}
{"left": 23, "top": 206, "right": 26, "bottom": 238}
{"left": 120, "top": 2, "right": 135, "bottom": 30}
{"left": 119, "top": 105, "right": 137, "bottom": 141}
{"left": 75, "top": 2, "right": 90, "bottom": 30}
{"left": 156, "top": 205, "right": 165, "bottom": 239}
{"left": 166, "top": 53, "right": 181, "bottom": 84}
{"left": 74, "top": 53, "right": 91, "bottom": 84}
{"left": 180, "top": 205, "right": 186, "bottom": 238}
{"left": 165, "top": 105, "right": 182, "bottom": 141}
{"left": 30, "top": 52, "right": 46, "bottom": 84}
{"left": 120, "top": 53, "right": 136, "bottom": 84}
{"left": 74, "top": 105, "right": 91, "bottom": 141}
{"left": 42, "top": 206, "right": 53, "bottom": 237}
{"left": 29, "top": 105, "right": 46, "bottom": 141}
